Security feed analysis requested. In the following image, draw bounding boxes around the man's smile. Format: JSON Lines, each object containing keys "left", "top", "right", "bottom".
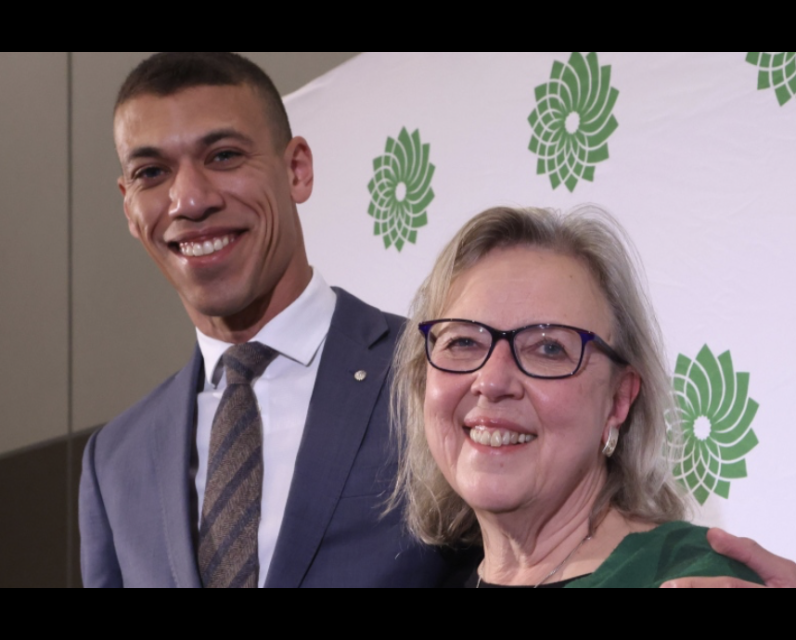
{"left": 174, "top": 232, "right": 242, "bottom": 258}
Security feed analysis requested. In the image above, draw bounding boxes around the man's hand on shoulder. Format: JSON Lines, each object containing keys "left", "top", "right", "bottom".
{"left": 661, "top": 528, "right": 796, "bottom": 588}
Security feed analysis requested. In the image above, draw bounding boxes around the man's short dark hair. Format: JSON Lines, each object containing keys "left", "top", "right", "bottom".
{"left": 116, "top": 52, "right": 293, "bottom": 149}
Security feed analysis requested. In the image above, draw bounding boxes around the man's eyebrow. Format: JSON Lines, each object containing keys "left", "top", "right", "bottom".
{"left": 123, "top": 130, "right": 255, "bottom": 166}
{"left": 200, "top": 129, "right": 255, "bottom": 148}
{"left": 124, "top": 146, "right": 164, "bottom": 165}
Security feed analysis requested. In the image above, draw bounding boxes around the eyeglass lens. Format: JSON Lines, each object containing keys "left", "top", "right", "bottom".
{"left": 426, "top": 321, "right": 585, "bottom": 377}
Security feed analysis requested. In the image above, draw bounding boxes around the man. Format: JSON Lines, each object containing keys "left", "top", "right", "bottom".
{"left": 79, "top": 52, "right": 451, "bottom": 588}
{"left": 81, "top": 51, "right": 794, "bottom": 589}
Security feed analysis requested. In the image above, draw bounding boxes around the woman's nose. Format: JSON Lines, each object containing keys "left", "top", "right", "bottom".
{"left": 168, "top": 163, "right": 223, "bottom": 220}
{"left": 470, "top": 339, "right": 525, "bottom": 401}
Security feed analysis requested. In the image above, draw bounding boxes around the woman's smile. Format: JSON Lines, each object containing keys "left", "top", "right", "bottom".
{"left": 466, "top": 426, "right": 537, "bottom": 448}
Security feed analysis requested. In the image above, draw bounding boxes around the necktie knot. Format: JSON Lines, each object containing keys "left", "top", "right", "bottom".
{"left": 222, "top": 342, "right": 277, "bottom": 386}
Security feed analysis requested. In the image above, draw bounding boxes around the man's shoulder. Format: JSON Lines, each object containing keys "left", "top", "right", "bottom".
{"left": 90, "top": 348, "right": 201, "bottom": 457}
{"left": 329, "top": 287, "right": 407, "bottom": 348}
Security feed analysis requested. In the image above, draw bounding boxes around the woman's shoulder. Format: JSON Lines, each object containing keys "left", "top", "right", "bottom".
{"left": 567, "top": 521, "right": 764, "bottom": 588}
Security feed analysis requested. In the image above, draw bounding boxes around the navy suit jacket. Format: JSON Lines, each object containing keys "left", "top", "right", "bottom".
{"left": 80, "top": 288, "right": 452, "bottom": 587}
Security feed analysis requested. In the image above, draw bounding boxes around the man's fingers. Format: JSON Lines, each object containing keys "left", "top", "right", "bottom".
{"left": 661, "top": 530, "right": 796, "bottom": 588}
{"left": 661, "top": 577, "right": 764, "bottom": 589}
{"left": 706, "top": 528, "right": 759, "bottom": 565}
{"left": 707, "top": 528, "right": 796, "bottom": 588}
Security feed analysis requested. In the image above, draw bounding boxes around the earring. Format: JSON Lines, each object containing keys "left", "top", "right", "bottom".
{"left": 602, "top": 427, "right": 619, "bottom": 458}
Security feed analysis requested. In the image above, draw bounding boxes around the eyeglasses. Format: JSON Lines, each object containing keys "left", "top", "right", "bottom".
{"left": 419, "top": 319, "right": 628, "bottom": 379}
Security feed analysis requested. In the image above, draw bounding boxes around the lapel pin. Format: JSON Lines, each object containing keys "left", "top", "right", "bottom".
{"left": 354, "top": 370, "right": 368, "bottom": 382}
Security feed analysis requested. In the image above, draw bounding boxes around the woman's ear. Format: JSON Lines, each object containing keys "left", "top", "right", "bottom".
{"left": 604, "top": 368, "right": 641, "bottom": 441}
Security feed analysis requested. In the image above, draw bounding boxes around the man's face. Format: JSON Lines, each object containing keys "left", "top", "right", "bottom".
{"left": 114, "top": 84, "right": 312, "bottom": 328}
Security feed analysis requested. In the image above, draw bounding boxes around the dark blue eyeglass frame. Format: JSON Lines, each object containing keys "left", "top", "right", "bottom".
{"left": 418, "top": 319, "right": 629, "bottom": 379}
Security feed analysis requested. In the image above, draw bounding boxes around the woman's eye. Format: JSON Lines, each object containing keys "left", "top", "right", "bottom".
{"left": 444, "top": 336, "right": 488, "bottom": 351}
{"left": 538, "top": 341, "right": 566, "bottom": 358}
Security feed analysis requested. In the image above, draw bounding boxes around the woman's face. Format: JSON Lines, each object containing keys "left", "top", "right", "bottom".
{"left": 424, "top": 246, "right": 637, "bottom": 517}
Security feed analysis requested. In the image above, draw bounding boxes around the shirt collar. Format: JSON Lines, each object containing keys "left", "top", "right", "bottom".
{"left": 196, "top": 270, "right": 337, "bottom": 387}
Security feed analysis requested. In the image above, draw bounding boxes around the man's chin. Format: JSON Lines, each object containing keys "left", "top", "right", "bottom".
{"left": 181, "top": 292, "right": 255, "bottom": 324}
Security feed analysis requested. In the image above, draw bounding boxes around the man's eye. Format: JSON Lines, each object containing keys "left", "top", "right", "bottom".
{"left": 211, "top": 150, "right": 241, "bottom": 164}
{"left": 133, "top": 166, "right": 164, "bottom": 181}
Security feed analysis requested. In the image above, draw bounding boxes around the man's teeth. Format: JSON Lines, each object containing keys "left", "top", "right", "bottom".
{"left": 179, "top": 235, "right": 233, "bottom": 257}
{"left": 469, "top": 427, "right": 536, "bottom": 448}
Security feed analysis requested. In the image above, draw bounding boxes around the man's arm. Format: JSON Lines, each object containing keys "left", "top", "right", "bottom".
{"left": 661, "top": 528, "right": 796, "bottom": 588}
{"left": 79, "top": 432, "right": 124, "bottom": 588}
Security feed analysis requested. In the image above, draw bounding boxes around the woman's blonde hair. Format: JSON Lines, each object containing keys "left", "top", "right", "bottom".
{"left": 391, "top": 205, "right": 687, "bottom": 547}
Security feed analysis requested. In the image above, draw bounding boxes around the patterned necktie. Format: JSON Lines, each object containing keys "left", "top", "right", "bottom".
{"left": 198, "top": 342, "right": 277, "bottom": 589}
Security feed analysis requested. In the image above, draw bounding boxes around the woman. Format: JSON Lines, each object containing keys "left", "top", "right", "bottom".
{"left": 391, "top": 205, "right": 763, "bottom": 588}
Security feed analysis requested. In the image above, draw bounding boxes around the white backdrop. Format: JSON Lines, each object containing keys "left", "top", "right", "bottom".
{"left": 284, "top": 52, "right": 796, "bottom": 558}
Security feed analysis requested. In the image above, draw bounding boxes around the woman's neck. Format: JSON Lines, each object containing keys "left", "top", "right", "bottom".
{"left": 477, "top": 470, "right": 654, "bottom": 586}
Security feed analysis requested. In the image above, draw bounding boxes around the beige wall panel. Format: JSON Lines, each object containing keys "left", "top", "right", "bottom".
{"left": 0, "top": 53, "right": 69, "bottom": 454}
{"left": 72, "top": 52, "right": 195, "bottom": 430}
{"left": 242, "top": 52, "right": 360, "bottom": 95}
{"left": 71, "top": 52, "right": 360, "bottom": 431}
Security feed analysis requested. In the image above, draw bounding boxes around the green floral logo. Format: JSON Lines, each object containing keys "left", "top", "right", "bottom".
{"left": 746, "top": 52, "right": 796, "bottom": 106}
{"left": 367, "top": 128, "right": 435, "bottom": 252}
{"left": 668, "top": 346, "right": 760, "bottom": 506}
{"left": 528, "top": 52, "right": 619, "bottom": 192}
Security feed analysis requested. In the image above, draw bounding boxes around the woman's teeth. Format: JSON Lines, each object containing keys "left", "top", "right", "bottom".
{"left": 468, "top": 427, "right": 536, "bottom": 448}
{"left": 179, "top": 235, "right": 233, "bottom": 257}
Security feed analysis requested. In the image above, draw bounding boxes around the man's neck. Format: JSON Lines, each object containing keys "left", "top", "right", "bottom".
{"left": 188, "top": 263, "right": 314, "bottom": 344}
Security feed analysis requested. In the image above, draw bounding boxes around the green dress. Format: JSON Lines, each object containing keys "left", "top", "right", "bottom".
{"left": 566, "top": 521, "right": 764, "bottom": 588}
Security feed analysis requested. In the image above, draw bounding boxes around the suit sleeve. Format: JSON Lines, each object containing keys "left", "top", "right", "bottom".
{"left": 79, "top": 432, "right": 123, "bottom": 588}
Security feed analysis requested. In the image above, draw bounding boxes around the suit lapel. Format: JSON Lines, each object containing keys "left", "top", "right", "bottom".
{"left": 265, "top": 290, "right": 393, "bottom": 588}
{"left": 151, "top": 346, "right": 203, "bottom": 589}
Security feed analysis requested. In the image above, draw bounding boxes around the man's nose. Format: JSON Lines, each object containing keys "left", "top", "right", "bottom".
{"left": 168, "top": 162, "right": 223, "bottom": 219}
{"left": 470, "top": 340, "right": 525, "bottom": 401}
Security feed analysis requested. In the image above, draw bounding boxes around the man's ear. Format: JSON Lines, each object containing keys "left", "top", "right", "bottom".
{"left": 284, "top": 136, "right": 314, "bottom": 204}
{"left": 118, "top": 177, "right": 140, "bottom": 240}
{"left": 604, "top": 368, "right": 642, "bottom": 441}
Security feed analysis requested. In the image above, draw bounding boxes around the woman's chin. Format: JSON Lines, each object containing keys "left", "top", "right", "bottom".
{"left": 456, "top": 474, "right": 532, "bottom": 515}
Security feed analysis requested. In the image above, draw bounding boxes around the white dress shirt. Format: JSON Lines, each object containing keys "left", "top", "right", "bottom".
{"left": 194, "top": 270, "right": 337, "bottom": 587}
